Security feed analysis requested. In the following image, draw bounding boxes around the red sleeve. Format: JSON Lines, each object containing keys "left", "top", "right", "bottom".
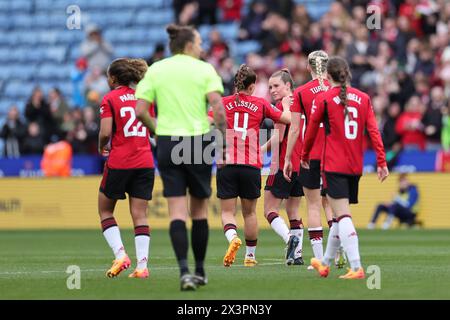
{"left": 301, "top": 97, "right": 324, "bottom": 161}
{"left": 207, "top": 109, "right": 214, "bottom": 118}
{"left": 291, "top": 90, "right": 301, "bottom": 113}
{"left": 100, "top": 96, "right": 112, "bottom": 119}
{"left": 264, "top": 101, "right": 282, "bottom": 123}
{"left": 149, "top": 103, "right": 156, "bottom": 117}
{"left": 366, "top": 98, "right": 387, "bottom": 168}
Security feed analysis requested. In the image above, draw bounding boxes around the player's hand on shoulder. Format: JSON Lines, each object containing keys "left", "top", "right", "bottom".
{"left": 281, "top": 95, "right": 293, "bottom": 111}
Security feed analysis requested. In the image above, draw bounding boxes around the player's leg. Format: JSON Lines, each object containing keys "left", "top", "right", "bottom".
{"left": 285, "top": 196, "right": 304, "bottom": 265}
{"left": 323, "top": 196, "right": 333, "bottom": 228}
{"left": 128, "top": 197, "right": 150, "bottom": 278}
{"left": 189, "top": 195, "right": 209, "bottom": 284}
{"left": 323, "top": 195, "right": 346, "bottom": 268}
{"left": 304, "top": 187, "right": 324, "bottom": 260}
{"left": 98, "top": 168, "right": 130, "bottom": 277}
{"left": 127, "top": 168, "right": 154, "bottom": 278}
{"left": 217, "top": 165, "right": 242, "bottom": 267}
{"left": 239, "top": 166, "right": 261, "bottom": 267}
{"left": 184, "top": 134, "right": 214, "bottom": 284}
{"left": 326, "top": 174, "right": 364, "bottom": 279}
{"left": 241, "top": 198, "right": 258, "bottom": 267}
{"left": 221, "top": 198, "right": 241, "bottom": 267}
{"left": 98, "top": 191, "right": 127, "bottom": 257}
{"left": 264, "top": 190, "right": 289, "bottom": 243}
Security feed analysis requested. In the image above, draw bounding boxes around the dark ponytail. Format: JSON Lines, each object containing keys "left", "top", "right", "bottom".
{"left": 327, "top": 56, "right": 352, "bottom": 119}
{"left": 234, "top": 64, "right": 257, "bottom": 104}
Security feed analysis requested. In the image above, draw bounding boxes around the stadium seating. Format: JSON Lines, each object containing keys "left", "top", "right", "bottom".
{"left": 0, "top": 0, "right": 331, "bottom": 116}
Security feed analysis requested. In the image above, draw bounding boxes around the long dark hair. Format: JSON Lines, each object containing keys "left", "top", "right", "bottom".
{"left": 327, "top": 56, "right": 352, "bottom": 118}
{"left": 234, "top": 64, "right": 257, "bottom": 104}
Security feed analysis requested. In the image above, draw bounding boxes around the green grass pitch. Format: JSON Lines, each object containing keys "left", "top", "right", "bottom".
{"left": 0, "top": 229, "right": 449, "bottom": 299}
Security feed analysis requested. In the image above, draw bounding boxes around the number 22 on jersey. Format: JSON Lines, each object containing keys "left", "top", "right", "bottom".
{"left": 120, "top": 106, "right": 146, "bottom": 137}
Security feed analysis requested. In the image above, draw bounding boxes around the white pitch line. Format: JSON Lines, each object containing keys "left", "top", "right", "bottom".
{"left": 0, "top": 262, "right": 285, "bottom": 276}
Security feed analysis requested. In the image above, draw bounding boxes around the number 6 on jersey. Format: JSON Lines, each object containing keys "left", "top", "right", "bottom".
{"left": 344, "top": 107, "right": 358, "bottom": 140}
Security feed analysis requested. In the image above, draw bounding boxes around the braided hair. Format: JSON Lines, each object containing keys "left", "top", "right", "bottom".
{"left": 326, "top": 56, "right": 352, "bottom": 119}
{"left": 308, "top": 50, "right": 328, "bottom": 91}
{"left": 234, "top": 64, "right": 257, "bottom": 104}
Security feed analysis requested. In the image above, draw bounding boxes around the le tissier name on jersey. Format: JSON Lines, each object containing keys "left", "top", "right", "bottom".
{"left": 225, "top": 101, "right": 259, "bottom": 113}
{"left": 332, "top": 93, "right": 362, "bottom": 105}
{"left": 119, "top": 93, "right": 136, "bottom": 102}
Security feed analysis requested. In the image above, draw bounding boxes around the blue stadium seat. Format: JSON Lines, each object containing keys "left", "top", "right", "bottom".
{"left": 216, "top": 23, "right": 240, "bottom": 41}
{"left": 10, "top": 0, "right": 32, "bottom": 12}
{"left": 232, "top": 40, "right": 261, "bottom": 58}
{"left": 4, "top": 81, "right": 35, "bottom": 99}
{"left": 36, "top": 63, "right": 72, "bottom": 80}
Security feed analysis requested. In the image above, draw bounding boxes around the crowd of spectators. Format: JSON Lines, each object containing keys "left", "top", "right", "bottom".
{"left": 2, "top": 0, "right": 450, "bottom": 159}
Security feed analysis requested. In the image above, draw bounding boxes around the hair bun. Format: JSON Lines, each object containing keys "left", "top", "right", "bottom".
{"left": 166, "top": 24, "right": 179, "bottom": 39}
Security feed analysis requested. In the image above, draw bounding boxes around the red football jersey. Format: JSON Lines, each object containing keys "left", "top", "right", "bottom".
{"left": 222, "top": 93, "right": 282, "bottom": 168}
{"left": 292, "top": 78, "right": 330, "bottom": 160}
{"left": 301, "top": 86, "right": 386, "bottom": 175}
{"left": 275, "top": 102, "right": 301, "bottom": 172}
{"left": 100, "top": 86, "right": 155, "bottom": 169}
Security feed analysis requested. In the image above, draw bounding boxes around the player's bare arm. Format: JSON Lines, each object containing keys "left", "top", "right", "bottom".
{"left": 283, "top": 111, "right": 300, "bottom": 181}
{"left": 135, "top": 99, "right": 156, "bottom": 134}
{"left": 98, "top": 117, "right": 113, "bottom": 155}
{"left": 208, "top": 91, "right": 226, "bottom": 138}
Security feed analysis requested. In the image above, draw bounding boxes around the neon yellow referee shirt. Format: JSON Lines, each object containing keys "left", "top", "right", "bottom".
{"left": 135, "top": 54, "right": 224, "bottom": 136}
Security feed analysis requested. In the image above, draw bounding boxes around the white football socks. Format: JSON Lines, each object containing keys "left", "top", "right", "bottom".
{"left": 323, "top": 221, "right": 340, "bottom": 266}
{"left": 225, "top": 228, "right": 238, "bottom": 243}
{"left": 308, "top": 227, "right": 324, "bottom": 260}
{"left": 338, "top": 216, "right": 361, "bottom": 270}
{"left": 270, "top": 216, "right": 290, "bottom": 244}
{"left": 103, "top": 226, "right": 126, "bottom": 259}
{"left": 135, "top": 235, "right": 150, "bottom": 269}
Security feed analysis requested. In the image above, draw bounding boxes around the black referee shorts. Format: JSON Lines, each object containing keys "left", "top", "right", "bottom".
{"left": 264, "top": 170, "right": 303, "bottom": 199}
{"left": 322, "top": 172, "right": 361, "bottom": 204}
{"left": 217, "top": 165, "right": 261, "bottom": 200}
{"left": 157, "top": 135, "right": 213, "bottom": 199}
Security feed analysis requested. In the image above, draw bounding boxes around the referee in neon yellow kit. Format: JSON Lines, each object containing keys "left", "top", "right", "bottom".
{"left": 135, "top": 24, "right": 227, "bottom": 291}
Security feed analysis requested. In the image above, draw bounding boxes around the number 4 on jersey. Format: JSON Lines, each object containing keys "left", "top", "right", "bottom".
{"left": 120, "top": 107, "right": 147, "bottom": 137}
{"left": 234, "top": 112, "right": 249, "bottom": 140}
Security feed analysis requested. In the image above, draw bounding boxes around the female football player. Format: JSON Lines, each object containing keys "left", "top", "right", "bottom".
{"left": 284, "top": 50, "right": 334, "bottom": 265}
{"left": 261, "top": 69, "right": 305, "bottom": 265}
{"left": 217, "top": 64, "right": 291, "bottom": 267}
{"left": 98, "top": 58, "right": 155, "bottom": 279}
{"left": 301, "top": 56, "right": 389, "bottom": 279}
